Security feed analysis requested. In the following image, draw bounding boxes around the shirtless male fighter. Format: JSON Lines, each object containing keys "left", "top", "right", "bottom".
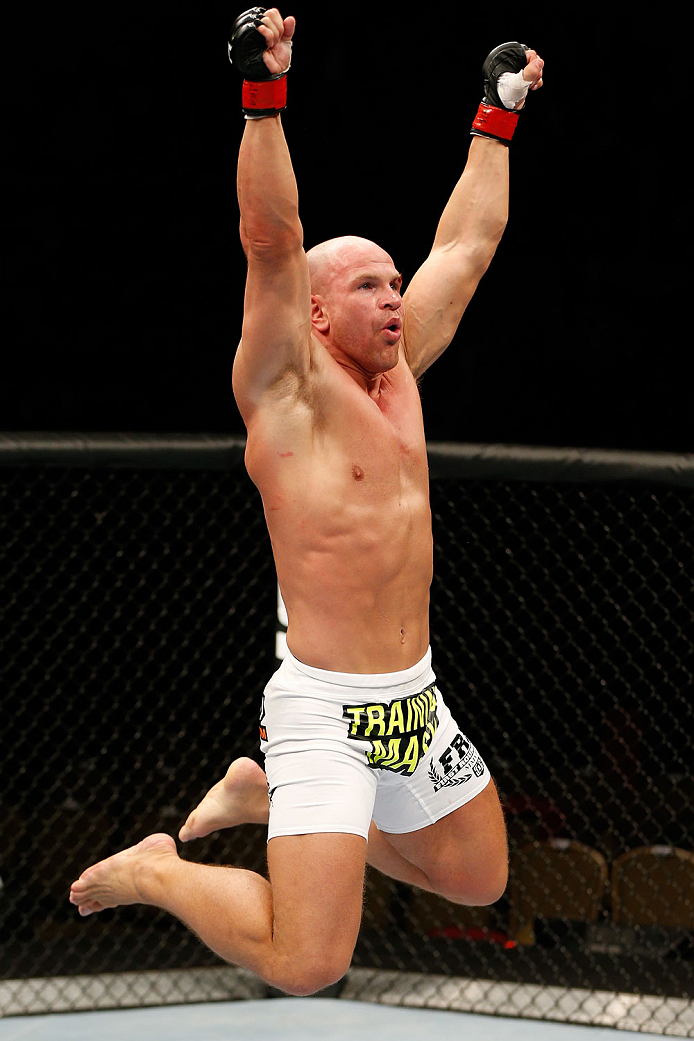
{"left": 70, "top": 9, "right": 544, "bottom": 997}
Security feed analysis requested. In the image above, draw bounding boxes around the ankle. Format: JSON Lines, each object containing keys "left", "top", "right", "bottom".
{"left": 133, "top": 846, "right": 179, "bottom": 906}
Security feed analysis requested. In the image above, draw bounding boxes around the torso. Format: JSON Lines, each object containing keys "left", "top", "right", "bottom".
{"left": 243, "top": 338, "right": 433, "bottom": 673}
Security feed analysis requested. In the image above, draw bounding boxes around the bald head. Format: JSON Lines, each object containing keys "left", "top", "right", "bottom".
{"left": 306, "top": 236, "right": 396, "bottom": 296}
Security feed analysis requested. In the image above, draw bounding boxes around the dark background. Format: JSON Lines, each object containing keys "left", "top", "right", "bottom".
{"left": 4, "top": 5, "right": 690, "bottom": 450}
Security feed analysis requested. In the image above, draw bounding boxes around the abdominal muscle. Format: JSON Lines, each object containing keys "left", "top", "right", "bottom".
{"left": 269, "top": 491, "right": 433, "bottom": 673}
{"left": 246, "top": 357, "right": 434, "bottom": 674}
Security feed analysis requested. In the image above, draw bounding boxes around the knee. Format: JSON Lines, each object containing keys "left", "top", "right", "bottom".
{"left": 273, "top": 952, "right": 351, "bottom": 997}
{"left": 464, "top": 860, "right": 508, "bottom": 906}
{"left": 433, "top": 857, "right": 508, "bottom": 908}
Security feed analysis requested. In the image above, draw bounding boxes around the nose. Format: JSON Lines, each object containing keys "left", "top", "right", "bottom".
{"left": 381, "top": 286, "right": 401, "bottom": 310}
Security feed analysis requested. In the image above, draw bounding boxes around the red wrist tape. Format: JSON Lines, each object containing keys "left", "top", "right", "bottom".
{"left": 242, "top": 76, "right": 287, "bottom": 116}
{"left": 471, "top": 102, "right": 519, "bottom": 143}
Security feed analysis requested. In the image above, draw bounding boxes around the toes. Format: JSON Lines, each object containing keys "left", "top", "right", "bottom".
{"left": 69, "top": 887, "right": 103, "bottom": 915}
{"left": 179, "top": 814, "right": 197, "bottom": 841}
{"left": 81, "top": 899, "right": 106, "bottom": 916}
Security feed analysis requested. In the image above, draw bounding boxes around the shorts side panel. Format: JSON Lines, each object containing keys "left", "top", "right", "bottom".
{"left": 265, "top": 747, "right": 376, "bottom": 841}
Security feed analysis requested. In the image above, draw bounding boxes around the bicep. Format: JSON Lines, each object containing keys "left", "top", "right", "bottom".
{"left": 233, "top": 243, "right": 313, "bottom": 416}
{"left": 402, "top": 243, "right": 488, "bottom": 379}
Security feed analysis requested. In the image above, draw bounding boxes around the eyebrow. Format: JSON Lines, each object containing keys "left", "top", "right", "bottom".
{"left": 352, "top": 271, "right": 403, "bottom": 285}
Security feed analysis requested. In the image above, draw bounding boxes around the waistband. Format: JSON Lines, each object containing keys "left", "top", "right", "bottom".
{"left": 283, "top": 646, "right": 434, "bottom": 695}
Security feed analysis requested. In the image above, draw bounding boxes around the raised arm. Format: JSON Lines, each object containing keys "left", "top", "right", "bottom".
{"left": 230, "top": 9, "right": 312, "bottom": 424}
{"left": 402, "top": 45, "right": 544, "bottom": 379}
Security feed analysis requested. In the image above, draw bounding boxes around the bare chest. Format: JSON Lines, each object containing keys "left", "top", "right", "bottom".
{"left": 330, "top": 372, "right": 426, "bottom": 493}
{"left": 245, "top": 356, "right": 429, "bottom": 513}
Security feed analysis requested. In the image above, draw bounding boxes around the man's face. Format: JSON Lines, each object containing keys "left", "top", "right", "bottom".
{"left": 313, "top": 244, "right": 403, "bottom": 376}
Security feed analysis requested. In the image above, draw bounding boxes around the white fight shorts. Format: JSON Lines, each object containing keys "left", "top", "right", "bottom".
{"left": 259, "top": 647, "right": 491, "bottom": 841}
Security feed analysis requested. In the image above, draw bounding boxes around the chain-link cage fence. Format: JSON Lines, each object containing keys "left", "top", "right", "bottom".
{"left": 1, "top": 435, "right": 692, "bottom": 1034}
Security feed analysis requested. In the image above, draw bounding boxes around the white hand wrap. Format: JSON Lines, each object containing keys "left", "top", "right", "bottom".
{"left": 497, "top": 70, "right": 532, "bottom": 110}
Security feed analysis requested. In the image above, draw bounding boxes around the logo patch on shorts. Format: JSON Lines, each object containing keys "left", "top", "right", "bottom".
{"left": 428, "top": 732, "right": 485, "bottom": 792}
{"left": 342, "top": 685, "right": 438, "bottom": 775}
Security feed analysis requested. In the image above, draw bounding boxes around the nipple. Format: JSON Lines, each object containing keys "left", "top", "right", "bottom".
{"left": 352, "top": 465, "right": 364, "bottom": 481}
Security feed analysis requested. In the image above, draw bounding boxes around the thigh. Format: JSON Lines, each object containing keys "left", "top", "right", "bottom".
{"left": 267, "top": 832, "right": 367, "bottom": 989}
{"left": 383, "top": 777, "right": 508, "bottom": 905}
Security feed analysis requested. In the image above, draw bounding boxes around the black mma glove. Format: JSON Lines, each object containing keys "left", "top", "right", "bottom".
{"left": 228, "top": 6, "right": 291, "bottom": 118}
{"left": 471, "top": 41, "right": 530, "bottom": 144}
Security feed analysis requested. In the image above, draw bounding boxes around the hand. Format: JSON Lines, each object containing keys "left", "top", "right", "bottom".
{"left": 506, "top": 49, "right": 544, "bottom": 110}
{"left": 522, "top": 49, "right": 544, "bottom": 92}
{"left": 256, "top": 8, "right": 295, "bottom": 77}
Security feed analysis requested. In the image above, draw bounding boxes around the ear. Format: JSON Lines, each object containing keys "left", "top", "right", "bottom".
{"left": 311, "top": 294, "right": 330, "bottom": 334}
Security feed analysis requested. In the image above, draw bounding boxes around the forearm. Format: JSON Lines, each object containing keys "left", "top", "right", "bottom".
{"left": 432, "top": 136, "right": 509, "bottom": 264}
{"left": 237, "top": 116, "right": 303, "bottom": 257}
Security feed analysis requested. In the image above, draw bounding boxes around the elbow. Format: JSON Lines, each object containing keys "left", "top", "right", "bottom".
{"left": 450, "top": 232, "right": 504, "bottom": 282}
{"left": 470, "top": 216, "right": 508, "bottom": 275}
{"left": 240, "top": 215, "right": 304, "bottom": 263}
{"left": 482, "top": 210, "right": 508, "bottom": 255}
{"left": 437, "top": 214, "right": 508, "bottom": 278}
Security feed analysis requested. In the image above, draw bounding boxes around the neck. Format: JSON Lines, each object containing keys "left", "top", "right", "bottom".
{"left": 315, "top": 333, "right": 395, "bottom": 395}
{"left": 335, "top": 353, "right": 387, "bottom": 397}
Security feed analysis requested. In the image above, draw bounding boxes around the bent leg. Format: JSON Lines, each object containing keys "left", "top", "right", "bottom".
{"left": 177, "top": 757, "right": 506, "bottom": 907}
{"left": 368, "top": 779, "right": 508, "bottom": 905}
{"left": 70, "top": 830, "right": 366, "bottom": 996}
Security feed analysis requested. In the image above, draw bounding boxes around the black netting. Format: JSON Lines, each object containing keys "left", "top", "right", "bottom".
{"left": 1, "top": 451, "right": 692, "bottom": 1033}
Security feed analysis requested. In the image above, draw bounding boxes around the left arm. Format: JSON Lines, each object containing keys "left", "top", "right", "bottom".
{"left": 402, "top": 47, "right": 544, "bottom": 378}
{"left": 402, "top": 135, "right": 509, "bottom": 379}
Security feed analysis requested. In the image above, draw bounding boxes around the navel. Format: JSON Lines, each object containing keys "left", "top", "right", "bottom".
{"left": 352, "top": 465, "right": 365, "bottom": 481}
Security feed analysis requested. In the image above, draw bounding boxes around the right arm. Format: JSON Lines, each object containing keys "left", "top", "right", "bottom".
{"left": 231, "top": 11, "right": 311, "bottom": 424}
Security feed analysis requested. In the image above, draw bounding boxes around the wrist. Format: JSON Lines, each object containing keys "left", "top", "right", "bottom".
{"left": 242, "top": 75, "right": 287, "bottom": 119}
{"left": 470, "top": 102, "right": 519, "bottom": 145}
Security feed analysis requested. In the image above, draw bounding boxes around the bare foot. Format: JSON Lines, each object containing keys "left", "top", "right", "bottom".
{"left": 69, "top": 833, "right": 177, "bottom": 916}
{"left": 179, "top": 757, "right": 269, "bottom": 841}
